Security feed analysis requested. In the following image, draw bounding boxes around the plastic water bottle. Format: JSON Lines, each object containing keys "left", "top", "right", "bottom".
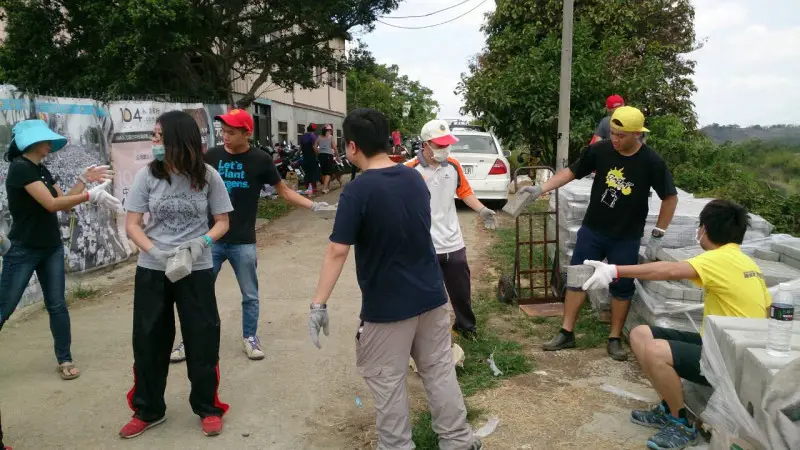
{"left": 766, "top": 284, "right": 795, "bottom": 357}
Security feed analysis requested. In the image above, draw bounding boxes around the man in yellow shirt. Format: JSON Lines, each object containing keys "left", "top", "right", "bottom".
{"left": 581, "top": 199, "right": 770, "bottom": 450}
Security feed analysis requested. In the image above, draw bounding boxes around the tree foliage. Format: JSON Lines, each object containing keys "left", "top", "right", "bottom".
{"left": 347, "top": 41, "right": 439, "bottom": 138}
{"left": 458, "top": 0, "right": 698, "bottom": 167}
{"left": 0, "top": 0, "right": 397, "bottom": 107}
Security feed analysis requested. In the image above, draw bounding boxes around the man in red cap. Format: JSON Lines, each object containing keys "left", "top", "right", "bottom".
{"left": 590, "top": 94, "right": 625, "bottom": 145}
{"left": 169, "top": 108, "right": 329, "bottom": 363}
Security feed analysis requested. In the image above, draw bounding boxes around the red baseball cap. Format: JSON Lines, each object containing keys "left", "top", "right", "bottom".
{"left": 215, "top": 109, "right": 254, "bottom": 133}
{"left": 606, "top": 95, "right": 625, "bottom": 110}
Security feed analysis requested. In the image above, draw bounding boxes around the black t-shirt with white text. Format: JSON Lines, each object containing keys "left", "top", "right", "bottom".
{"left": 569, "top": 140, "right": 677, "bottom": 239}
{"left": 205, "top": 145, "right": 282, "bottom": 244}
{"left": 6, "top": 157, "right": 62, "bottom": 248}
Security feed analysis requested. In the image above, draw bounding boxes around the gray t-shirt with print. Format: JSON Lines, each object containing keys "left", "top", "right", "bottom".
{"left": 126, "top": 164, "right": 233, "bottom": 271}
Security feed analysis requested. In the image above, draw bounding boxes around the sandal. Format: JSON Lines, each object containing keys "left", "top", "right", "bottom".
{"left": 57, "top": 362, "right": 80, "bottom": 380}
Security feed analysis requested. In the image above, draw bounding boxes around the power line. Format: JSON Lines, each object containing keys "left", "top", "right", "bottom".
{"left": 382, "top": 0, "right": 474, "bottom": 19}
{"left": 377, "top": 0, "right": 488, "bottom": 30}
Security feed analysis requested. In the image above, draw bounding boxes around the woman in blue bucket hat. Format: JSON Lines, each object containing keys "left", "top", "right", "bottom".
{"left": 0, "top": 119, "right": 123, "bottom": 381}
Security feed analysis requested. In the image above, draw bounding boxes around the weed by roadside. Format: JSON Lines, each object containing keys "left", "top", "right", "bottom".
{"left": 257, "top": 197, "right": 293, "bottom": 221}
{"left": 67, "top": 283, "right": 100, "bottom": 302}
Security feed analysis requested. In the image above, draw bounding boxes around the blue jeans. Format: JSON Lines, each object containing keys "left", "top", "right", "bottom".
{"left": 212, "top": 243, "right": 259, "bottom": 338}
{"left": 0, "top": 242, "right": 72, "bottom": 363}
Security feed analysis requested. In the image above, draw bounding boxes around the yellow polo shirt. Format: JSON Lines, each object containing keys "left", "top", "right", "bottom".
{"left": 687, "top": 243, "right": 770, "bottom": 333}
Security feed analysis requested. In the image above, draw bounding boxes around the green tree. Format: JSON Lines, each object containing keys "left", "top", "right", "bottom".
{"left": 457, "top": 0, "right": 698, "bottom": 167}
{"left": 347, "top": 41, "right": 439, "bottom": 138}
{"left": 0, "top": 0, "right": 397, "bottom": 107}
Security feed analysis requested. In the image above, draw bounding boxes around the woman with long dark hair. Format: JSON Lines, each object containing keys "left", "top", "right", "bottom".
{"left": 1, "top": 119, "right": 120, "bottom": 381}
{"left": 300, "top": 124, "right": 320, "bottom": 194}
{"left": 120, "top": 110, "right": 233, "bottom": 439}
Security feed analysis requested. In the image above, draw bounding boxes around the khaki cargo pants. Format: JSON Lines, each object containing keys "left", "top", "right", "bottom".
{"left": 356, "top": 305, "right": 475, "bottom": 450}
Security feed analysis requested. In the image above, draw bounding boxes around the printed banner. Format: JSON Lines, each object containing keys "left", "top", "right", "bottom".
{"left": 204, "top": 104, "right": 228, "bottom": 148}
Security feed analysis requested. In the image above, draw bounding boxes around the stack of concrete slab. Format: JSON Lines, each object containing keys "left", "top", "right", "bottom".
{"left": 624, "top": 279, "right": 705, "bottom": 334}
{"left": 700, "top": 316, "right": 800, "bottom": 449}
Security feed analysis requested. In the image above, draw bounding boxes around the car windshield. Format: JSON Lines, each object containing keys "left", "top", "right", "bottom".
{"left": 450, "top": 135, "right": 497, "bottom": 154}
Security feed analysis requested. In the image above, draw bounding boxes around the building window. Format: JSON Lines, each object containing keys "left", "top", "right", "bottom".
{"left": 315, "top": 67, "right": 323, "bottom": 84}
{"left": 336, "top": 73, "right": 344, "bottom": 91}
{"left": 278, "top": 121, "right": 288, "bottom": 144}
{"left": 336, "top": 129, "right": 343, "bottom": 149}
{"left": 297, "top": 124, "right": 305, "bottom": 142}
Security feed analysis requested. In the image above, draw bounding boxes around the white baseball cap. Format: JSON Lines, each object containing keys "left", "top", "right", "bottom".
{"left": 420, "top": 120, "right": 459, "bottom": 146}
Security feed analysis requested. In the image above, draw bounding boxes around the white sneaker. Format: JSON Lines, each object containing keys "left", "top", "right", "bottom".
{"left": 242, "top": 336, "right": 265, "bottom": 360}
{"left": 170, "top": 342, "right": 186, "bottom": 363}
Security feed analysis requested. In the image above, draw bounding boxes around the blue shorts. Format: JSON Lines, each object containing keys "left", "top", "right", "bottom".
{"left": 569, "top": 226, "right": 640, "bottom": 300}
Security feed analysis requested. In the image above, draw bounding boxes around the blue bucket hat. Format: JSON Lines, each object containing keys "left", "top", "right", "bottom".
{"left": 10, "top": 119, "right": 67, "bottom": 153}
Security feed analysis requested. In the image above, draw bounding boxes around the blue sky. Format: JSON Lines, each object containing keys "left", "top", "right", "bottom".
{"left": 355, "top": 0, "right": 800, "bottom": 126}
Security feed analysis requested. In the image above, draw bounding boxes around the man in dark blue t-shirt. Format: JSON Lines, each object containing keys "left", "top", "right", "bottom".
{"left": 307, "top": 108, "right": 481, "bottom": 450}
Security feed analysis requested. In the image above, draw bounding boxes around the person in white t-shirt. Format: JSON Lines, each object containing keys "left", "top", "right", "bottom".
{"left": 406, "top": 120, "right": 497, "bottom": 338}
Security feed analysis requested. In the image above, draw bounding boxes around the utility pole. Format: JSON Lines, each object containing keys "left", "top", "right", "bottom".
{"left": 555, "top": 0, "right": 574, "bottom": 171}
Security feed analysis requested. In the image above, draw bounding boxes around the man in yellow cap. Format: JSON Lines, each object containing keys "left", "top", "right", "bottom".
{"left": 519, "top": 106, "right": 678, "bottom": 360}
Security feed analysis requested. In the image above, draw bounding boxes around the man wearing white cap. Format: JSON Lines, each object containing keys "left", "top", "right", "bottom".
{"left": 406, "top": 119, "right": 497, "bottom": 339}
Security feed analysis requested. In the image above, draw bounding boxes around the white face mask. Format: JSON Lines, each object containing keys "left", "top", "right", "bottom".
{"left": 432, "top": 146, "right": 451, "bottom": 162}
{"left": 695, "top": 228, "right": 705, "bottom": 246}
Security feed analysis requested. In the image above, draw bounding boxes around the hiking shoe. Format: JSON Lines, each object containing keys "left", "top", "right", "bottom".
{"left": 542, "top": 330, "right": 575, "bottom": 351}
{"left": 119, "top": 416, "right": 166, "bottom": 439}
{"left": 631, "top": 403, "right": 670, "bottom": 429}
{"left": 170, "top": 342, "right": 186, "bottom": 363}
{"left": 202, "top": 416, "right": 223, "bottom": 437}
{"left": 647, "top": 419, "right": 697, "bottom": 450}
{"left": 243, "top": 336, "right": 265, "bottom": 360}
{"left": 607, "top": 338, "right": 628, "bottom": 361}
{"left": 470, "top": 438, "right": 483, "bottom": 449}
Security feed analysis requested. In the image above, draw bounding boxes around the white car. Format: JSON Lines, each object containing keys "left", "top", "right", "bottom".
{"left": 448, "top": 124, "right": 511, "bottom": 207}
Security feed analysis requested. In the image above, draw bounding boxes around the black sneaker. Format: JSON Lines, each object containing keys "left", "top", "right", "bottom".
{"left": 607, "top": 338, "right": 628, "bottom": 361}
{"left": 452, "top": 327, "right": 478, "bottom": 341}
{"left": 631, "top": 403, "right": 670, "bottom": 429}
{"left": 542, "top": 330, "right": 576, "bottom": 351}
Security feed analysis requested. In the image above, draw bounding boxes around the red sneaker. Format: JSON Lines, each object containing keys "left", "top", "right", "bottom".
{"left": 201, "top": 416, "right": 223, "bottom": 437}
{"left": 119, "top": 416, "right": 166, "bottom": 439}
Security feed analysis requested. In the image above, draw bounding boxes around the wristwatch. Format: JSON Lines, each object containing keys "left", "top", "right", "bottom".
{"left": 310, "top": 303, "right": 327, "bottom": 310}
{"left": 652, "top": 227, "right": 666, "bottom": 238}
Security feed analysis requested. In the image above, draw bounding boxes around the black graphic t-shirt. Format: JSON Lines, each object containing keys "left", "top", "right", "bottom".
{"left": 205, "top": 145, "right": 282, "bottom": 244}
{"left": 569, "top": 140, "right": 677, "bottom": 239}
{"left": 5, "top": 157, "right": 62, "bottom": 248}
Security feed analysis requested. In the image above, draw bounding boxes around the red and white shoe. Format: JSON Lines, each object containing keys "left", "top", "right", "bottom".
{"left": 202, "top": 416, "right": 223, "bottom": 437}
{"left": 119, "top": 416, "right": 166, "bottom": 439}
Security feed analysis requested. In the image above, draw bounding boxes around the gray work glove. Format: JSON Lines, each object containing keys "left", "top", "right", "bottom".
{"left": 308, "top": 303, "right": 329, "bottom": 349}
{"left": 519, "top": 185, "right": 543, "bottom": 203}
{"left": 479, "top": 207, "right": 497, "bottom": 230}
{"left": 178, "top": 236, "right": 211, "bottom": 263}
{"left": 645, "top": 235, "right": 663, "bottom": 261}
{"left": 147, "top": 247, "right": 178, "bottom": 266}
{"left": 0, "top": 233, "right": 10, "bottom": 257}
{"left": 311, "top": 201, "right": 330, "bottom": 212}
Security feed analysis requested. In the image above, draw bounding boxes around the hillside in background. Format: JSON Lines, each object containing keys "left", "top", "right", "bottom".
{"left": 701, "top": 124, "right": 800, "bottom": 145}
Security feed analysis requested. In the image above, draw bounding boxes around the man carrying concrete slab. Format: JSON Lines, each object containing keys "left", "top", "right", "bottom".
{"left": 581, "top": 199, "right": 771, "bottom": 450}
{"left": 520, "top": 106, "right": 679, "bottom": 361}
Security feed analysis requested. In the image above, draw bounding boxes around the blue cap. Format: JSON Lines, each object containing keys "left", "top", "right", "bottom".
{"left": 10, "top": 119, "right": 67, "bottom": 153}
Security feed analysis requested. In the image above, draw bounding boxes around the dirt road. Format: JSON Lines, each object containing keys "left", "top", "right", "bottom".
{"left": 1, "top": 187, "right": 431, "bottom": 450}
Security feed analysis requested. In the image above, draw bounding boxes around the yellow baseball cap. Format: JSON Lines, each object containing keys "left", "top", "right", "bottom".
{"left": 610, "top": 106, "right": 649, "bottom": 133}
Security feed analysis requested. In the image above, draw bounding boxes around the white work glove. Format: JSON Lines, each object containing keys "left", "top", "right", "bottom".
{"left": 645, "top": 235, "right": 663, "bottom": 261}
{"left": 308, "top": 304, "right": 329, "bottom": 349}
{"left": 581, "top": 260, "right": 619, "bottom": 291}
{"left": 79, "top": 165, "right": 114, "bottom": 185}
{"left": 88, "top": 181, "right": 123, "bottom": 212}
{"left": 0, "top": 233, "right": 10, "bottom": 257}
{"left": 178, "top": 236, "right": 211, "bottom": 263}
{"left": 147, "top": 247, "right": 178, "bottom": 266}
{"left": 519, "top": 185, "right": 543, "bottom": 203}
{"left": 311, "top": 201, "right": 330, "bottom": 212}
{"left": 479, "top": 207, "right": 497, "bottom": 230}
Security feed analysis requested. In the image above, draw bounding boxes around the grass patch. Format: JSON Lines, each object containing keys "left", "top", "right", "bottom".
{"left": 256, "top": 197, "right": 293, "bottom": 221}
{"left": 68, "top": 282, "right": 99, "bottom": 301}
{"left": 412, "top": 407, "right": 484, "bottom": 449}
